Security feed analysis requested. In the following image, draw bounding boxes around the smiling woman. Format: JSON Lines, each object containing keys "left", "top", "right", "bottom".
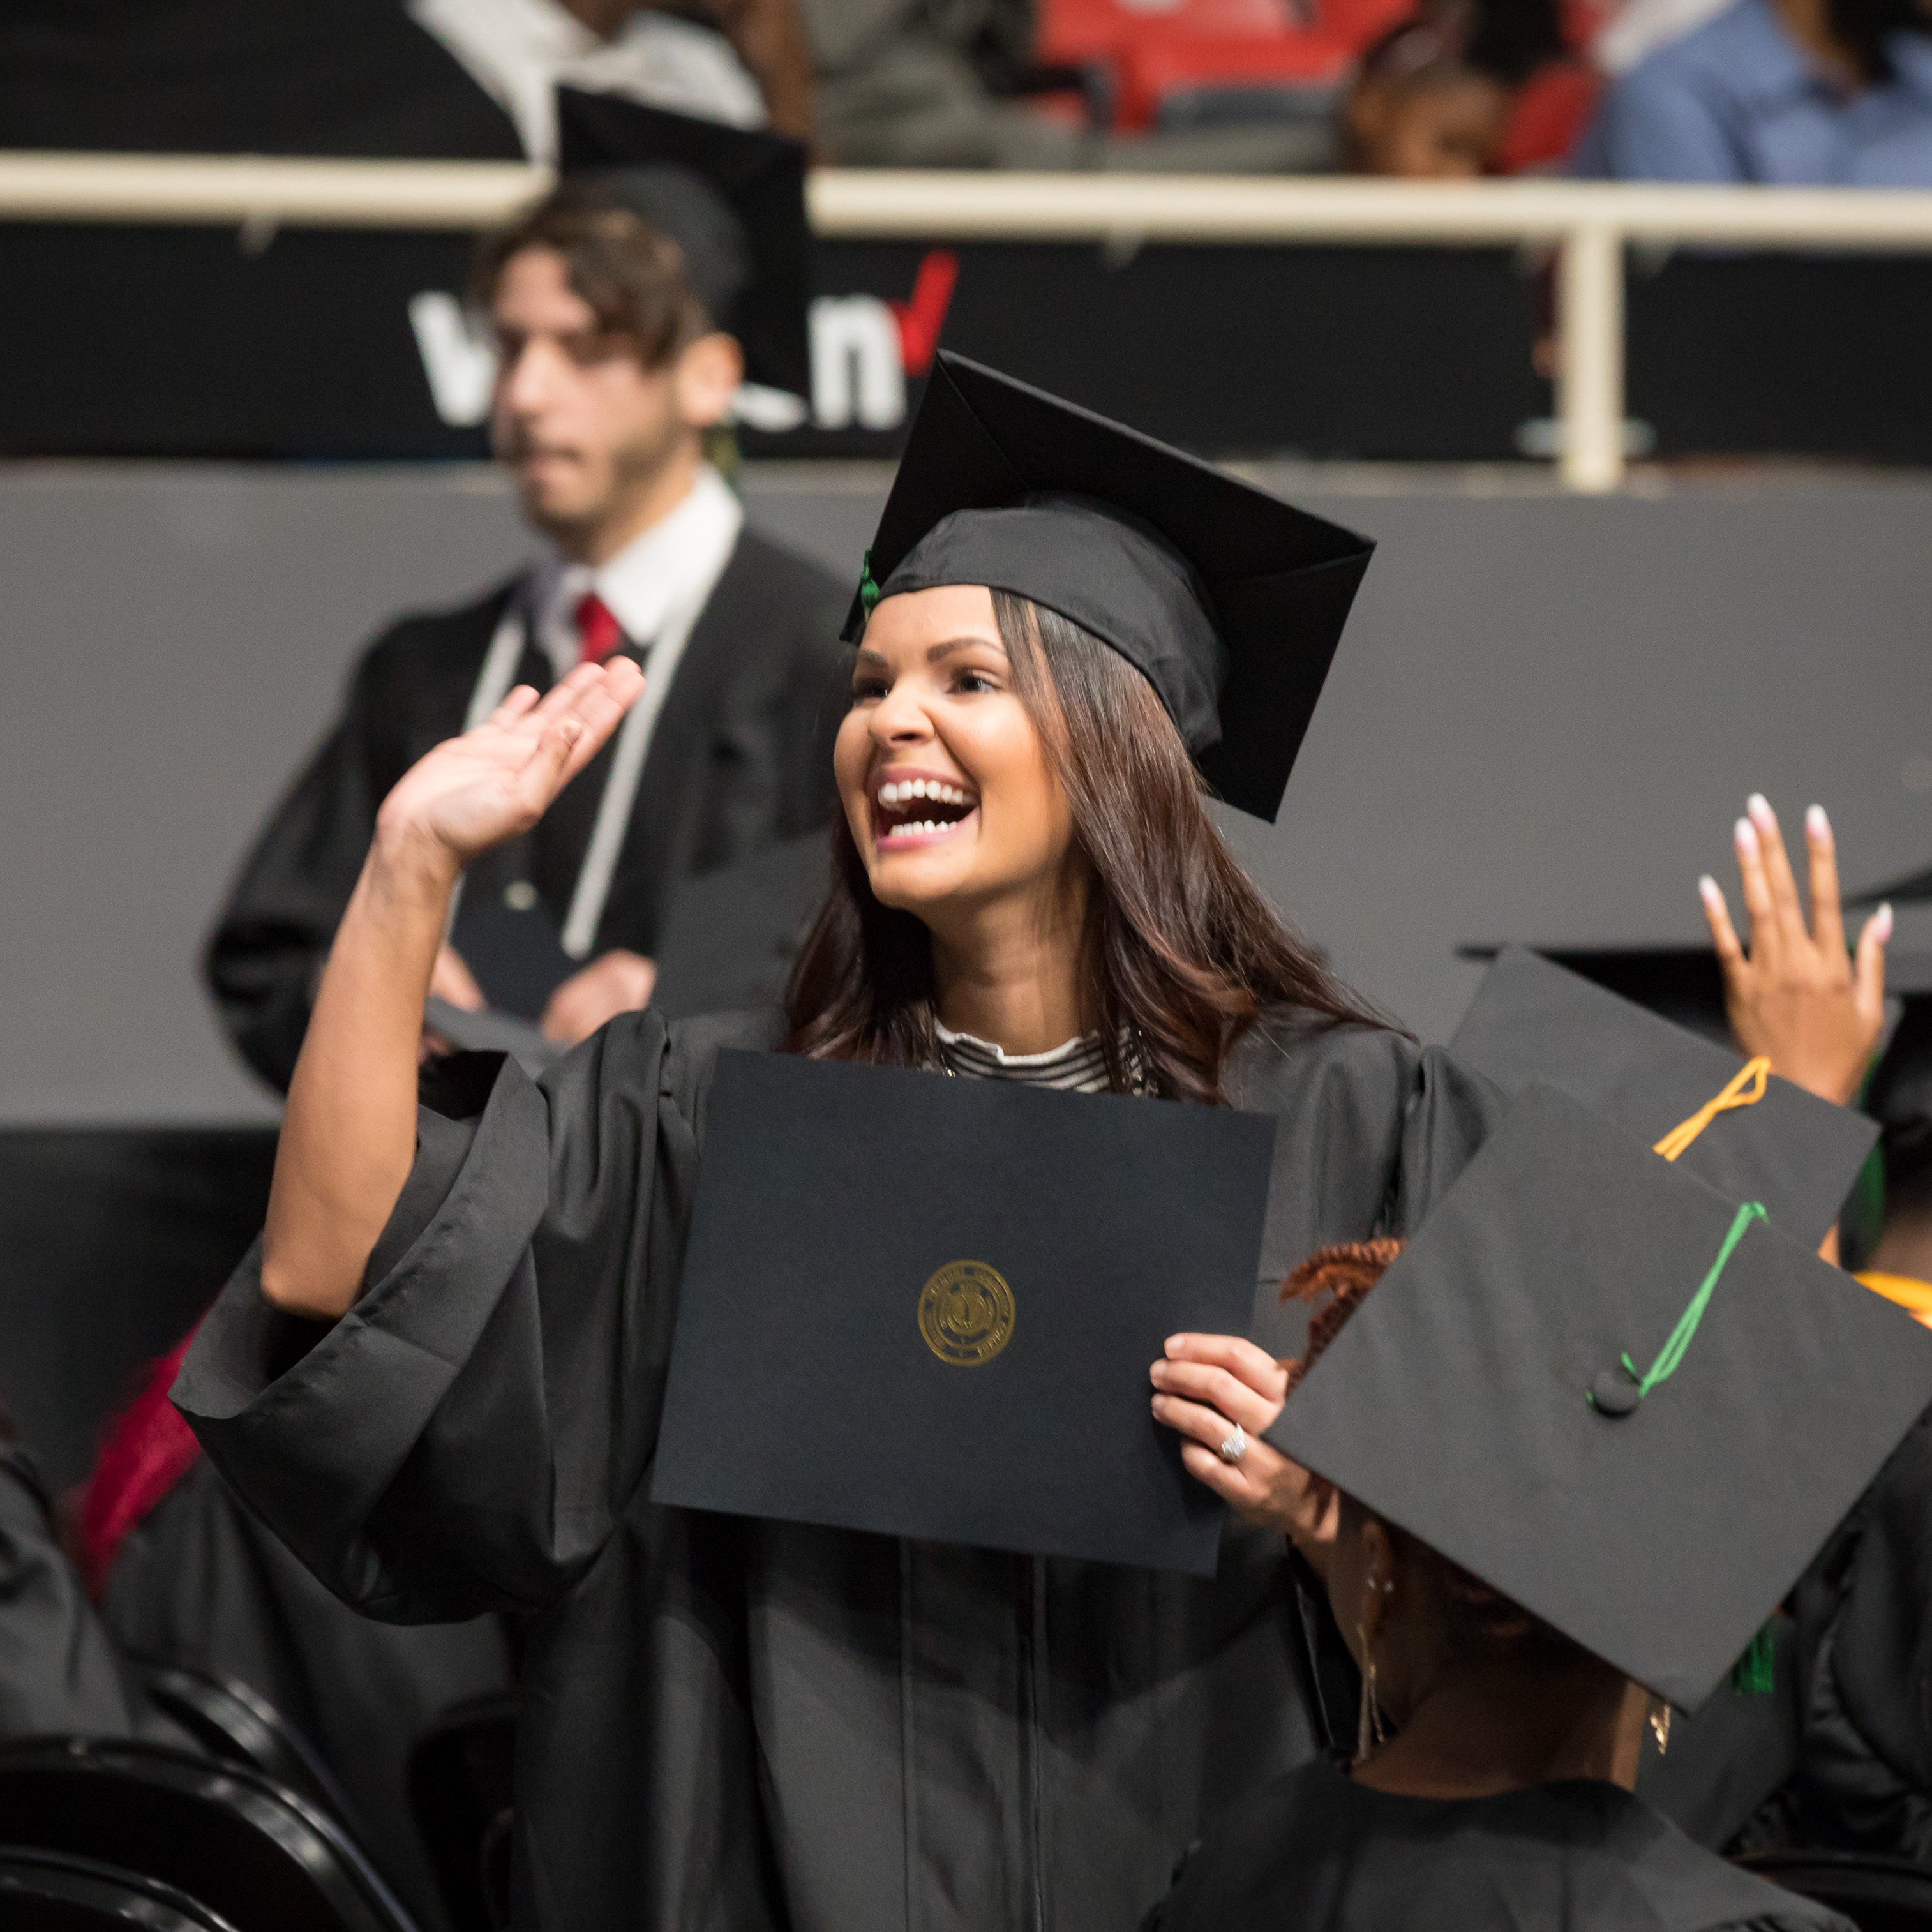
{"left": 174, "top": 353, "right": 1516, "bottom": 1932}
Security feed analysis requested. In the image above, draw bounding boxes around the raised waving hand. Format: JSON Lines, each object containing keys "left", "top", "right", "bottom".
{"left": 261, "top": 661, "right": 646, "bottom": 1321}
{"left": 378, "top": 661, "right": 647, "bottom": 878}
{"left": 1698, "top": 793, "right": 1889, "bottom": 1107}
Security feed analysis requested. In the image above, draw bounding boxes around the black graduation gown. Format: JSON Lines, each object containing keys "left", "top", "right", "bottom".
{"left": 1777, "top": 1398, "right": 1932, "bottom": 1859}
{"left": 1141, "top": 1758, "right": 1855, "bottom": 1932}
{"left": 0, "top": 1441, "right": 161, "bottom": 1742}
{"left": 100, "top": 1456, "right": 514, "bottom": 1931}
{"left": 205, "top": 530, "right": 850, "bottom": 1091}
{"left": 174, "top": 1008, "right": 1506, "bottom": 1932}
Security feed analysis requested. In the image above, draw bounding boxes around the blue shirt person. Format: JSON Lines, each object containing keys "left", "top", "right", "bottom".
{"left": 1575, "top": 0, "right": 1932, "bottom": 184}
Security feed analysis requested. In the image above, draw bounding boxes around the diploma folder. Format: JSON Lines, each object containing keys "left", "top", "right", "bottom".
{"left": 652, "top": 1049, "right": 1278, "bottom": 1575}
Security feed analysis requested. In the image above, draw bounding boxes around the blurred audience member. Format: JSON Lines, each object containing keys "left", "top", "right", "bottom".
{"left": 1575, "top": 0, "right": 1932, "bottom": 181}
{"left": 800, "top": 0, "right": 1345, "bottom": 170}
{"left": 410, "top": 0, "right": 807, "bottom": 161}
{"left": 1339, "top": 0, "right": 1570, "bottom": 175}
{"left": 0, "top": 1400, "right": 163, "bottom": 1741}
{"left": 86, "top": 1335, "right": 513, "bottom": 1931}
{"left": 206, "top": 175, "right": 846, "bottom": 1090}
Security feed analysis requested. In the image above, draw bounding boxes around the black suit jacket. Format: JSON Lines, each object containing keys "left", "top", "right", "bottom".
{"left": 206, "top": 528, "right": 850, "bottom": 1091}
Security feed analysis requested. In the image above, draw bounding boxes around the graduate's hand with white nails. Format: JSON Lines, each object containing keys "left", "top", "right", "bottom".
{"left": 375, "top": 661, "right": 647, "bottom": 881}
{"left": 1151, "top": 1335, "right": 1333, "bottom": 1554}
{"left": 1698, "top": 795, "right": 1889, "bottom": 1107}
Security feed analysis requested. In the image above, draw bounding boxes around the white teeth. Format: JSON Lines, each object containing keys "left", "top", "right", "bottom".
{"left": 876, "top": 778, "right": 974, "bottom": 816}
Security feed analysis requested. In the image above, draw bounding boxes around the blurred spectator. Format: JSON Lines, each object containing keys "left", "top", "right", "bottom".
{"left": 1339, "top": 0, "right": 1570, "bottom": 174}
{"left": 410, "top": 0, "right": 798, "bottom": 160}
{"left": 799, "top": 0, "right": 1566, "bottom": 172}
{"left": 800, "top": 0, "right": 1344, "bottom": 169}
{"left": 1575, "top": 0, "right": 1932, "bottom": 181}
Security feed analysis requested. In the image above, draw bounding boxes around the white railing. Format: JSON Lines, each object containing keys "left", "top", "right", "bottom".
{"left": 7, "top": 151, "right": 1932, "bottom": 491}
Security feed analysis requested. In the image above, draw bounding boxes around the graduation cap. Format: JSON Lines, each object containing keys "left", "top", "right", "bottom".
{"left": 1268, "top": 1084, "right": 1932, "bottom": 1711}
{"left": 1450, "top": 947, "right": 1878, "bottom": 1250}
{"left": 1847, "top": 859, "right": 1932, "bottom": 909}
{"left": 557, "top": 88, "right": 811, "bottom": 401}
{"left": 652, "top": 1049, "right": 1275, "bottom": 1573}
{"left": 844, "top": 353, "right": 1375, "bottom": 823}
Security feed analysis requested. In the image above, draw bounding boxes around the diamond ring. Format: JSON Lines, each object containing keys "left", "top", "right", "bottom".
{"left": 1217, "top": 1425, "right": 1247, "bottom": 1465}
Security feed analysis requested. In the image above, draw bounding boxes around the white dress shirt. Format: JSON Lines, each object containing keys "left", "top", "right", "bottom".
{"left": 410, "top": 0, "right": 765, "bottom": 163}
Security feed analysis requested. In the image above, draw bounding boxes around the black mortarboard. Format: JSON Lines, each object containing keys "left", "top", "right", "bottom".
{"left": 1269, "top": 1085, "right": 1932, "bottom": 1710}
{"left": 1847, "top": 860, "right": 1932, "bottom": 908}
{"left": 650, "top": 833, "right": 829, "bottom": 1021}
{"left": 557, "top": 89, "right": 811, "bottom": 400}
{"left": 1450, "top": 947, "right": 1876, "bottom": 1250}
{"left": 652, "top": 1050, "right": 1275, "bottom": 1573}
{"left": 844, "top": 353, "right": 1375, "bottom": 823}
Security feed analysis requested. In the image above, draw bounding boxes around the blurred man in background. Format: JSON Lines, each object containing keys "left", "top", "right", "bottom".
{"left": 207, "top": 172, "right": 847, "bottom": 1091}
{"left": 1576, "top": 0, "right": 1932, "bottom": 181}
{"left": 412, "top": 0, "right": 818, "bottom": 155}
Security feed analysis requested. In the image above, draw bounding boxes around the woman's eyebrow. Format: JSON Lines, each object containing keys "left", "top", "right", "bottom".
{"left": 926, "top": 636, "right": 1006, "bottom": 664}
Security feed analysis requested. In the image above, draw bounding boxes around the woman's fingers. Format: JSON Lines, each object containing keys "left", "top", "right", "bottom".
{"left": 1162, "top": 1333, "right": 1288, "bottom": 1397}
{"left": 1151, "top": 1358, "right": 1283, "bottom": 1435}
{"left": 1746, "top": 794, "right": 1811, "bottom": 957}
{"left": 1732, "top": 814, "right": 1779, "bottom": 966}
{"left": 1853, "top": 902, "right": 1893, "bottom": 1038}
{"left": 1700, "top": 874, "right": 1748, "bottom": 980}
{"left": 1805, "top": 804, "right": 1847, "bottom": 959}
{"left": 486, "top": 684, "right": 543, "bottom": 729}
{"left": 552, "top": 661, "right": 646, "bottom": 788}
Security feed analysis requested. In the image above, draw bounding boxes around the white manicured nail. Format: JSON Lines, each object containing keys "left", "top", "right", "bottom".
{"left": 1698, "top": 874, "right": 1722, "bottom": 909}
{"left": 1874, "top": 903, "right": 1894, "bottom": 942}
{"left": 1806, "top": 804, "right": 1830, "bottom": 841}
{"left": 1735, "top": 818, "right": 1758, "bottom": 855}
{"left": 1747, "top": 793, "right": 1774, "bottom": 827}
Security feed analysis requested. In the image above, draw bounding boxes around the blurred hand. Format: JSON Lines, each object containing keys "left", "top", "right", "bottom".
{"left": 419, "top": 942, "right": 488, "bottom": 1064}
{"left": 1699, "top": 795, "right": 1890, "bottom": 1106}
{"left": 374, "top": 663, "right": 645, "bottom": 883}
{"left": 540, "top": 948, "right": 656, "bottom": 1045}
{"left": 1151, "top": 1335, "right": 1335, "bottom": 1557}
{"left": 430, "top": 945, "right": 485, "bottom": 1012}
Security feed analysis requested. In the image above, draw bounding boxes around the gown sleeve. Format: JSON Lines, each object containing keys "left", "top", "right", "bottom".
{"left": 172, "top": 1008, "right": 714, "bottom": 1624}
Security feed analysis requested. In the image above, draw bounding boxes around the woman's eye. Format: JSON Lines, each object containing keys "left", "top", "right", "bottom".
{"left": 850, "top": 677, "right": 888, "bottom": 703}
{"left": 953, "top": 670, "right": 997, "bottom": 694}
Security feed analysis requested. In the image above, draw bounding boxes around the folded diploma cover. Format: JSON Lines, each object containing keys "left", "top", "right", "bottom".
{"left": 651, "top": 1050, "right": 1278, "bottom": 1574}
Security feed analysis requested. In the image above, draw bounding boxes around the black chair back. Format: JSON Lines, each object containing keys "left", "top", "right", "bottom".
{"left": 1739, "top": 1849, "right": 1932, "bottom": 1932}
{"left": 0, "top": 1846, "right": 239, "bottom": 1930}
{"left": 405, "top": 1693, "right": 517, "bottom": 1932}
{"left": 137, "top": 1662, "right": 360, "bottom": 1828}
{"left": 0, "top": 1739, "right": 417, "bottom": 1932}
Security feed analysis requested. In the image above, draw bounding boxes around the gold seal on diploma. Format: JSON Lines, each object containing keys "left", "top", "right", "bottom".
{"left": 918, "top": 1261, "right": 1015, "bottom": 1366}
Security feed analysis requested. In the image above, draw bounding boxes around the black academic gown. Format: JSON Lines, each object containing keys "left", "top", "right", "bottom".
{"left": 1778, "top": 1398, "right": 1932, "bottom": 1859}
{"left": 1141, "top": 1758, "right": 1855, "bottom": 1932}
{"left": 174, "top": 1009, "right": 1504, "bottom": 1932}
{"left": 206, "top": 530, "right": 850, "bottom": 1091}
{"left": 100, "top": 1456, "right": 514, "bottom": 1931}
{"left": 0, "top": 1441, "right": 160, "bottom": 1742}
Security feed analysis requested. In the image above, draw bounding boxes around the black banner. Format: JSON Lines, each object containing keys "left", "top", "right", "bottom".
{"left": 4, "top": 222, "right": 1931, "bottom": 465}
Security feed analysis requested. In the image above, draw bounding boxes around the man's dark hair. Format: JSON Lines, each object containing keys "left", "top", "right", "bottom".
{"left": 471, "top": 181, "right": 709, "bottom": 370}
{"left": 1359, "top": 0, "right": 1566, "bottom": 88}
{"left": 1829, "top": 0, "right": 1932, "bottom": 79}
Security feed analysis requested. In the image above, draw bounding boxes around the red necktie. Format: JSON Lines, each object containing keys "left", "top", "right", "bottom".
{"left": 574, "top": 590, "right": 623, "bottom": 666}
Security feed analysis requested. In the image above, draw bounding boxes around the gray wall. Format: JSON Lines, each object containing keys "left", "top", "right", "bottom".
{"left": 2, "top": 460, "right": 1928, "bottom": 1123}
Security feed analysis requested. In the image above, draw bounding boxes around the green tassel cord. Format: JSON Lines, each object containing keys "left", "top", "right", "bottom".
{"left": 1729, "top": 1619, "right": 1778, "bottom": 1698}
{"left": 857, "top": 548, "right": 882, "bottom": 618}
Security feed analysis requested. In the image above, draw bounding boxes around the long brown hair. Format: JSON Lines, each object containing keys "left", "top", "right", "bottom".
{"left": 783, "top": 591, "right": 1387, "bottom": 1102}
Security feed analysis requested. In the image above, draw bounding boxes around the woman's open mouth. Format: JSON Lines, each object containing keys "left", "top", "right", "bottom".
{"left": 873, "top": 775, "right": 978, "bottom": 849}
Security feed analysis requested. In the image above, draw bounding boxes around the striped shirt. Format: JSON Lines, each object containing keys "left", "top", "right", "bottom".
{"left": 934, "top": 1021, "right": 1148, "bottom": 1095}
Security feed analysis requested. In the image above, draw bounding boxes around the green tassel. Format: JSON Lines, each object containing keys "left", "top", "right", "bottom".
{"left": 1728, "top": 1619, "right": 1777, "bottom": 1698}
{"left": 857, "top": 548, "right": 882, "bottom": 618}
